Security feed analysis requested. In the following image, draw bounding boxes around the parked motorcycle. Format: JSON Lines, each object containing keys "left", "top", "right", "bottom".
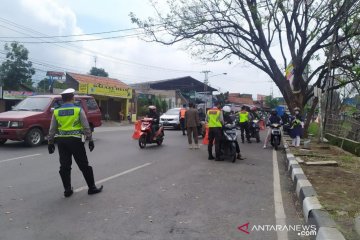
{"left": 249, "top": 119, "right": 261, "bottom": 143}
{"left": 197, "top": 121, "right": 206, "bottom": 138}
{"left": 270, "top": 123, "right": 282, "bottom": 150}
{"left": 220, "top": 123, "right": 238, "bottom": 163}
{"left": 138, "top": 118, "right": 164, "bottom": 149}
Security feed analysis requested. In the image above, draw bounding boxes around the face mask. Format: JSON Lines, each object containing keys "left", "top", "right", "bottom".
{"left": 295, "top": 111, "right": 300, "bottom": 115}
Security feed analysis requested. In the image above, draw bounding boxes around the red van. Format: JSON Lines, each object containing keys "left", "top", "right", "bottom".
{"left": 0, "top": 95, "right": 102, "bottom": 146}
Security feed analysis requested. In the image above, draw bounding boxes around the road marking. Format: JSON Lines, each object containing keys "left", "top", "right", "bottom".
{"left": 273, "top": 150, "right": 289, "bottom": 240}
{"left": 74, "top": 162, "right": 152, "bottom": 193}
{"left": 0, "top": 154, "right": 42, "bottom": 164}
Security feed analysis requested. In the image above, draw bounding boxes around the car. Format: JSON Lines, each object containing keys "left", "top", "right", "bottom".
{"left": 0, "top": 95, "right": 102, "bottom": 147}
{"left": 160, "top": 108, "right": 181, "bottom": 129}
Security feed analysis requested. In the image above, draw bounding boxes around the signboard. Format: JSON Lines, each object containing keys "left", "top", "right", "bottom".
{"left": 3, "top": 91, "right": 34, "bottom": 100}
{"left": 78, "top": 83, "right": 132, "bottom": 99}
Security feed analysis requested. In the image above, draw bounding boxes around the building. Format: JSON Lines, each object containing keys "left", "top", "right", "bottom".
{"left": 227, "top": 93, "right": 254, "bottom": 105}
{"left": 66, "top": 72, "right": 132, "bottom": 121}
{"left": 131, "top": 76, "right": 217, "bottom": 108}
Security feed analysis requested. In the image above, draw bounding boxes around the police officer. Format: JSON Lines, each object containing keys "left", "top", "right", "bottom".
{"left": 48, "top": 88, "right": 103, "bottom": 198}
{"left": 206, "top": 102, "right": 224, "bottom": 161}
{"left": 238, "top": 106, "right": 251, "bottom": 143}
{"left": 179, "top": 104, "right": 187, "bottom": 135}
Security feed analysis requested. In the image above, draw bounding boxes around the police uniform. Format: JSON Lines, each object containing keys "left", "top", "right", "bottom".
{"left": 206, "top": 106, "right": 224, "bottom": 160}
{"left": 48, "top": 88, "right": 103, "bottom": 197}
{"left": 238, "top": 109, "right": 251, "bottom": 143}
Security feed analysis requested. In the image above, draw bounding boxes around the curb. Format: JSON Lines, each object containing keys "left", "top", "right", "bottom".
{"left": 283, "top": 140, "right": 346, "bottom": 240}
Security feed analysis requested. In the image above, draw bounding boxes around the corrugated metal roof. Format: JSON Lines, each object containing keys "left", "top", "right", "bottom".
{"left": 67, "top": 72, "right": 130, "bottom": 89}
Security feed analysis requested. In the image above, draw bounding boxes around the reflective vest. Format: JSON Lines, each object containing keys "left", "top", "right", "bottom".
{"left": 180, "top": 108, "right": 186, "bottom": 119}
{"left": 207, "top": 108, "right": 222, "bottom": 128}
{"left": 54, "top": 106, "right": 83, "bottom": 138}
{"left": 239, "top": 111, "right": 249, "bottom": 123}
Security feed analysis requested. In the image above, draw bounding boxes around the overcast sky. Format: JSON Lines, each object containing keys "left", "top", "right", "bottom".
{"left": 0, "top": 0, "right": 282, "bottom": 98}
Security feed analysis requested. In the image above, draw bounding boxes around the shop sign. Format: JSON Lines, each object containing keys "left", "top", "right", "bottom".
{"left": 3, "top": 90, "right": 34, "bottom": 100}
{"left": 78, "top": 83, "right": 132, "bottom": 99}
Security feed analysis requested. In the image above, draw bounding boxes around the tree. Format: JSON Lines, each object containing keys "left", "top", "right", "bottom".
{"left": 89, "top": 67, "right": 109, "bottom": 77}
{"left": 216, "top": 91, "right": 229, "bottom": 106}
{"left": 131, "top": 0, "right": 360, "bottom": 131}
{"left": 36, "top": 78, "right": 67, "bottom": 93}
{"left": 265, "top": 95, "right": 279, "bottom": 109}
{"left": 0, "top": 42, "right": 35, "bottom": 90}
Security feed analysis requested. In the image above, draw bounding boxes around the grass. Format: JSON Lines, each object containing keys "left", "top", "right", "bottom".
{"left": 308, "top": 122, "right": 319, "bottom": 137}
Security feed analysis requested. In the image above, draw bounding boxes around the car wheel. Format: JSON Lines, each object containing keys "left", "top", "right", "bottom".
{"left": 0, "top": 138, "right": 7, "bottom": 145}
{"left": 25, "top": 128, "right": 44, "bottom": 147}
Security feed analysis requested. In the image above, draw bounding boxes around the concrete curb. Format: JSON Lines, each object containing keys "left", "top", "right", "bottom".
{"left": 282, "top": 138, "right": 346, "bottom": 240}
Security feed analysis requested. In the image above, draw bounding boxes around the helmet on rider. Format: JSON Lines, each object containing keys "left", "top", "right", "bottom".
{"left": 222, "top": 105, "right": 231, "bottom": 113}
{"left": 294, "top": 107, "right": 300, "bottom": 115}
{"left": 148, "top": 105, "right": 156, "bottom": 112}
{"left": 271, "top": 109, "right": 277, "bottom": 116}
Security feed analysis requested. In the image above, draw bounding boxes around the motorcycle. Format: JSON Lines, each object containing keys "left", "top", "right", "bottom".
{"left": 138, "top": 118, "right": 164, "bottom": 149}
{"left": 197, "top": 121, "right": 206, "bottom": 138}
{"left": 249, "top": 119, "right": 261, "bottom": 143}
{"left": 270, "top": 123, "right": 282, "bottom": 150}
{"left": 220, "top": 123, "right": 238, "bottom": 163}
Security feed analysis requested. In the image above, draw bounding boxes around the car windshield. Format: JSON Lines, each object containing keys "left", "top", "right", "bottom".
{"left": 165, "top": 109, "right": 179, "bottom": 115}
{"left": 13, "top": 97, "right": 51, "bottom": 112}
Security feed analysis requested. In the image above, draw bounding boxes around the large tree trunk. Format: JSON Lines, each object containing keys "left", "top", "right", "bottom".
{"left": 303, "top": 97, "right": 319, "bottom": 138}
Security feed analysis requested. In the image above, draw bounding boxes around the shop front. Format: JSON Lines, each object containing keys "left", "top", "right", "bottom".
{"left": 66, "top": 73, "right": 132, "bottom": 121}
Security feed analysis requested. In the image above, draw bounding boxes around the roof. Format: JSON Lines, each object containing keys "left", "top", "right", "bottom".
{"left": 67, "top": 72, "right": 130, "bottom": 89}
{"left": 131, "top": 76, "right": 217, "bottom": 92}
{"left": 227, "top": 96, "right": 254, "bottom": 105}
{"left": 47, "top": 71, "right": 64, "bottom": 77}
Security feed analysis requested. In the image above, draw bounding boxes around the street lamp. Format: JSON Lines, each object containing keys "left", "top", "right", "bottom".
{"left": 201, "top": 71, "right": 227, "bottom": 109}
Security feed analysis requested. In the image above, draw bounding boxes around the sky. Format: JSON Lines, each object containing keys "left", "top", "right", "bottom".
{"left": 0, "top": 0, "right": 282, "bottom": 99}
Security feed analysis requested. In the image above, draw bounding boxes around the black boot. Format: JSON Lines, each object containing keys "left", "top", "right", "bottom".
{"left": 82, "top": 166, "right": 103, "bottom": 195}
{"left": 59, "top": 170, "right": 73, "bottom": 198}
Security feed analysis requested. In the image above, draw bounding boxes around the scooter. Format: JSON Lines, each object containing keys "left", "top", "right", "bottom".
{"left": 138, "top": 118, "right": 164, "bottom": 149}
{"left": 220, "top": 123, "right": 238, "bottom": 163}
{"left": 249, "top": 119, "right": 261, "bottom": 143}
{"left": 270, "top": 123, "right": 282, "bottom": 150}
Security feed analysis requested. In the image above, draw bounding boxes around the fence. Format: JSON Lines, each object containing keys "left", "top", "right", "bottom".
{"left": 325, "top": 116, "right": 360, "bottom": 142}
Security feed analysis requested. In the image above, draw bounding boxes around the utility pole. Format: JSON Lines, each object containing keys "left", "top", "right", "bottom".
{"left": 202, "top": 70, "right": 210, "bottom": 109}
{"left": 94, "top": 56, "right": 97, "bottom": 68}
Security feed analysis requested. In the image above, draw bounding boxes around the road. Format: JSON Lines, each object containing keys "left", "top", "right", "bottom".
{"left": 0, "top": 126, "right": 308, "bottom": 240}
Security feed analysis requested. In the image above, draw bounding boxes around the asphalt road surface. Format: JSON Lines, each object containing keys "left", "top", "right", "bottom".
{"left": 0, "top": 126, "right": 309, "bottom": 240}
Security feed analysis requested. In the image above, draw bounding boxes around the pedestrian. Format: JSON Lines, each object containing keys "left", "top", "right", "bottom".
{"left": 185, "top": 102, "right": 200, "bottom": 149}
{"left": 179, "top": 104, "right": 187, "bottom": 135}
{"left": 48, "top": 88, "right": 103, "bottom": 198}
{"left": 206, "top": 101, "right": 224, "bottom": 161}
{"left": 238, "top": 105, "right": 251, "bottom": 143}
{"left": 127, "top": 111, "right": 132, "bottom": 123}
{"left": 290, "top": 107, "right": 304, "bottom": 147}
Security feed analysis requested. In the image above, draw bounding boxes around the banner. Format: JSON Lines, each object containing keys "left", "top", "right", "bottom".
{"left": 285, "top": 61, "right": 294, "bottom": 91}
{"left": 78, "top": 82, "right": 132, "bottom": 99}
{"left": 3, "top": 91, "right": 34, "bottom": 100}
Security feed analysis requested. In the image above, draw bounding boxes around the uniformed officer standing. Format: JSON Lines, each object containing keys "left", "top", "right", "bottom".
{"left": 48, "top": 88, "right": 103, "bottom": 198}
{"left": 238, "top": 106, "right": 251, "bottom": 143}
{"left": 206, "top": 102, "right": 224, "bottom": 161}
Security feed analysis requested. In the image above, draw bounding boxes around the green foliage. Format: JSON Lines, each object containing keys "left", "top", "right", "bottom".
{"left": 216, "top": 91, "right": 229, "bottom": 105}
{"left": 36, "top": 79, "right": 67, "bottom": 93}
{"left": 308, "top": 122, "right": 319, "bottom": 137}
{"left": 89, "top": 67, "right": 109, "bottom": 77}
{"left": 0, "top": 42, "right": 35, "bottom": 90}
{"left": 265, "top": 95, "right": 279, "bottom": 109}
{"left": 325, "top": 133, "right": 360, "bottom": 156}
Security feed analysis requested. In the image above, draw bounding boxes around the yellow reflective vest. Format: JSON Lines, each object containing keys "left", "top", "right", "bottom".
{"left": 239, "top": 111, "right": 249, "bottom": 123}
{"left": 54, "top": 106, "right": 83, "bottom": 138}
{"left": 207, "top": 108, "right": 222, "bottom": 128}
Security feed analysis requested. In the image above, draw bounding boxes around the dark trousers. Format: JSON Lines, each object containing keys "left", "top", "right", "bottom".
{"left": 187, "top": 127, "right": 198, "bottom": 144}
{"left": 180, "top": 118, "right": 186, "bottom": 135}
{"left": 239, "top": 122, "right": 250, "bottom": 142}
{"left": 57, "top": 137, "right": 95, "bottom": 190}
{"left": 208, "top": 127, "right": 222, "bottom": 157}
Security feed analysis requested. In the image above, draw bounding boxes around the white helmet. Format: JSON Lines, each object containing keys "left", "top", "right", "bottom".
{"left": 222, "top": 106, "right": 231, "bottom": 113}
{"left": 148, "top": 105, "right": 156, "bottom": 110}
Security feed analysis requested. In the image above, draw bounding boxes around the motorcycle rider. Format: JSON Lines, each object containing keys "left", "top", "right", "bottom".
{"left": 206, "top": 101, "right": 224, "bottom": 161}
{"left": 222, "top": 106, "right": 244, "bottom": 160}
{"left": 238, "top": 106, "right": 251, "bottom": 143}
{"left": 263, "top": 109, "right": 283, "bottom": 149}
{"left": 146, "top": 105, "right": 160, "bottom": 140}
